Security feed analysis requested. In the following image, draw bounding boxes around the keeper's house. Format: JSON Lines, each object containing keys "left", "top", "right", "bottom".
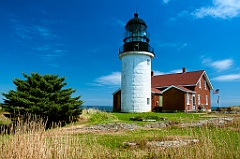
{"left": 113, "top": 68, "right": 214, "bottom": 112}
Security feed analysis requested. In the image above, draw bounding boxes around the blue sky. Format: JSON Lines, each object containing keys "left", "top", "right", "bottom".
{"left": 0, "top": 0, "right": 240, "bottom": 107}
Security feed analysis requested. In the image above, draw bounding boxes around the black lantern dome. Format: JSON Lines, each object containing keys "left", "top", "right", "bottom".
{"left": 119, "top": 13, "right": 154, "bottom": 55}
{"left": 125, "top": 13, "right": 147, "bottom": 32}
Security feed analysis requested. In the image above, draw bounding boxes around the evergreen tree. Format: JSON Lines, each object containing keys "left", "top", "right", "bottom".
{"left": 2, "top": 73, "right": 83, "bottom": 127}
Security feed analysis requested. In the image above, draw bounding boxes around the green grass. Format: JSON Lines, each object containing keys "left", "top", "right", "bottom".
{"left": 111, "top": 112, "right": 204, "bottom": 122}
{"left": 79, "top": 109, "right": 207, "bottom": 126}
{"left": 78, "top": 109, "right": 224, "bottom": 127}
{"left": 106, "top": 127, "right": 238, "bottom": 148}
{"left": 0, "top": 109, "right": 240, "bottom": 158}
{"left": 70, "top": 123, "right": 240, "bottom": 158}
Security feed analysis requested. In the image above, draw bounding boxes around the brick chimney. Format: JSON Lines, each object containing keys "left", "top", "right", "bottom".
{"left": 182, "top": 67, "right": 186, "bottom": 73}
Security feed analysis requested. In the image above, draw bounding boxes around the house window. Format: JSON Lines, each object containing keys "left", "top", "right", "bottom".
{"left": 198, "top": 94, "right": 201, "bottom": 105}
{"left": 192, "top": 95, "right": 196, "bottom": 110}
{"left": 206, "top": 95, "right": 208, "bottom": 105}
{"left": 186, "top": 93, "right": 190, "bottom": 105}
{"left": 199, "top": 79, "right": 201, "bottom": 88}
{"left": 159, "top": 96, "right": 163, "bottom": 107}
{"left": 204, "top": 80, "right": 207, "bottom": 90}
{"left": 147, "top": 98, "right": 150, "bottom": 105}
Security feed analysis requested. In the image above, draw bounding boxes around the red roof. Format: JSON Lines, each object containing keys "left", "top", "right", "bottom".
{"left": 151, "top": 88, "right": 161, "bottom": 93}
{"left": 152, "top": 70, "right": 205, "bottom": 88}
{"left": 177, "top": 85, "right": 195, "bottom": 93}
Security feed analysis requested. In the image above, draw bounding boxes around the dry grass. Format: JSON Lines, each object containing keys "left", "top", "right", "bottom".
{"left": 0, "top": 116, "right": 239, "bottom": 158}
{"left": 0, "top": 113, "right": 11, "bottom": 126}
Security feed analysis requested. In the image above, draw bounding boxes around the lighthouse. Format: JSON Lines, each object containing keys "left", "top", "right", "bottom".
{"left": 119, "top": 13, "right": 154, "bottom": 112}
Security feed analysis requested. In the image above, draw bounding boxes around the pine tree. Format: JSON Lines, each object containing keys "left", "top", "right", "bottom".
{"left": 2, "top": 73, "right": 83, "bottom": 127}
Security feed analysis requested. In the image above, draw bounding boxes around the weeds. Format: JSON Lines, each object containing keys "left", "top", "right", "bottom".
{"left": 80, "top": 109, "right": 118, "bottom": 123}
{"left": 0, "top": 110, "right": 239, "bottom": 158}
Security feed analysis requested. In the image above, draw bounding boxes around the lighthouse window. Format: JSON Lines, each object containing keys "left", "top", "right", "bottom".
{"left": 147, "top": 98, "right": 150, "bottom": 105}
{"left": 147, "top": 59, "right": 150, "bottom": 65}
{"left": 134, "top": 43, "right": 139, "bottom": 50}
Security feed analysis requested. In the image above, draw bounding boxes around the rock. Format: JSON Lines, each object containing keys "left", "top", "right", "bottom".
{"left": 79, "top": 117, "right": 236, "bottom": 133}
{"left": 144, "top": 122, "right": 167, "bottom": 128}
{"left": 160, "top": 117, "right": 168, "bottom": 121}
{"left": 122, "top": 142, "right": 137, "bottom": 146}
{"left": 142, "top": 119, "right": 156, "bottom": 122}
{"left": 146, "top": 139, "right": 199, "bottom": 148}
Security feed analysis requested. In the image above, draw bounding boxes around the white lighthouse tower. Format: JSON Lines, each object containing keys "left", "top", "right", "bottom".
{"left": 119, "top": 13, "right": 154, "bottom": 112}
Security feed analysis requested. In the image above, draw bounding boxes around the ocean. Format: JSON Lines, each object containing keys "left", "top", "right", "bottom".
{"left": 211, "top": 106, "right": 222, "bottom": 111}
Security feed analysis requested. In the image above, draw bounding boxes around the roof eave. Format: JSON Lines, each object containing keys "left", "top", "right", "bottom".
{"left": 151, "top": 91, "right": 162, "bottom": 94}
{"left": 161, "top": 85, "right": 196, "bottom": 94}
{"left": 154, "top": 84, "right": 196, "bottom": 89}
{"left": 204, "top": 72, "right": 214, "bottom": 90}
{"left": 112, "top": 88, "right": 121, "bottom": 95}
{"left": 198, "top": 71, "right": 214, "bottom": 90}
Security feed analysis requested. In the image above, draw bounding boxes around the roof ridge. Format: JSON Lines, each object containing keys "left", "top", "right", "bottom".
{"left": 153, "top": 70, "right": 204, "bottom": 77}
{"left": 151, "top": 70, "right": 207, "bottom": 88}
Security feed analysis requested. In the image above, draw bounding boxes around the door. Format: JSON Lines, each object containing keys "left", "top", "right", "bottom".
{"left": 192, "top": 95, "right": 196, "bottom": 110}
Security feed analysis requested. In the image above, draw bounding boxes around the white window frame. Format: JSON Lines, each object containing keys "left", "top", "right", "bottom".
{"left": 204, "top": 80, "right": 207, "bottom": 90}
{"left": 186, "top": 93, "right": 190, "bottom": 105}
{"left": 198, "top": 94, "right": 201, "bottom": 105}
{"left": 192, "top": 94, "right": 196, "bottom": 110}
{"left": 206, "top": 95, "right": 208, "bottom": 105}
{"left": 199, "top": 79, "right": 201, "bottom": 88}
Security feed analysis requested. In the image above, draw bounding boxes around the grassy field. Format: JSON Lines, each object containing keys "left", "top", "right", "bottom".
{"left": 0, "top": 109, "right": 240, "bottom": 158}
{"left": 112, "top": 112, "right": 204, "bottom": 122}
{"left": 79, "top": 109, "right": 210, "bottom": 125}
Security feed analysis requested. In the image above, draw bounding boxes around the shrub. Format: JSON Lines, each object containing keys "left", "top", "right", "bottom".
{"left": 1, "top": 73, "right": 83, "bottom": 128}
